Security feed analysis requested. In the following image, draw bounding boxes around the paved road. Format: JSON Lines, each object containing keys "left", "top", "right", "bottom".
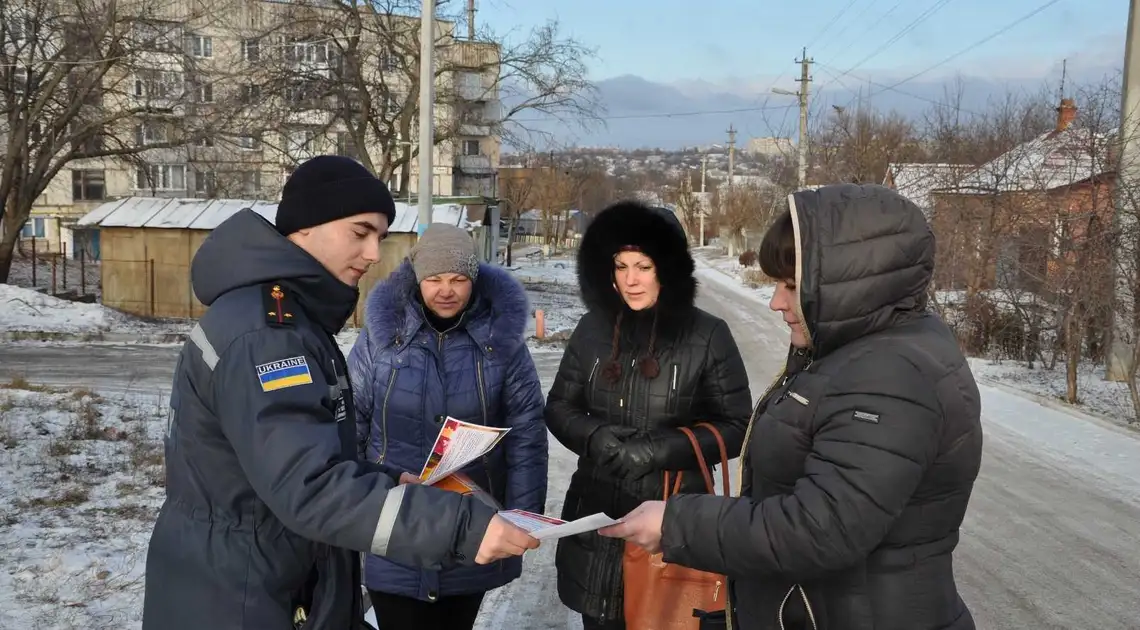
{"left": 2, "top": 269, "right": 1139, "bottom": 629}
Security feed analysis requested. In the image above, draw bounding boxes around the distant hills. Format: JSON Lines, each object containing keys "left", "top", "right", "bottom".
{"left": 503, "top": 62, "right": 1124, "bottom": 151}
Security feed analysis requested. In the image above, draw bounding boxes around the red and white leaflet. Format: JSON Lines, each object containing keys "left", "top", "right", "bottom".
{"left": 418, "top": 417, "right": 510, "bottom": 486}
{"left": 498, "top": 509, "right": 621, "bottom": 541}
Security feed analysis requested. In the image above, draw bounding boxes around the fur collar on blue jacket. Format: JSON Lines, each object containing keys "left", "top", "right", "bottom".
{"left": 363, "top": 259, "right": 531, "bottom": 356}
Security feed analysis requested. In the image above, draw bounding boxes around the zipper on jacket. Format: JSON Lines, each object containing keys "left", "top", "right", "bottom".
{"left": 475, "top": 357, "right": 495, "bottom": 499}
{"left": 376, "top": 368, "right": 397, "bottom": 464}
{"left": 726, "top": 366, "right": 786, "bottom": 630}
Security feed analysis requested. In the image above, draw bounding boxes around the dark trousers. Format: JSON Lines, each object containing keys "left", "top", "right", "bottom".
{"left": 368, "top": 589, "right": 484, "bottom": 630}
{"left": 582, "top": 615, "right": 625, "bottom": 630}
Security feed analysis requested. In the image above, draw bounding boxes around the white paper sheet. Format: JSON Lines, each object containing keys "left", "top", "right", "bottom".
{"left": 498, "top": 509, "right": 622, "bottom": 541}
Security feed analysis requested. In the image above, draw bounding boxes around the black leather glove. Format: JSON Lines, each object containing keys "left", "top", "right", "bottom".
{"left": 587, "top": 425, "right": 637, "bottom": 470}
{"left": 611, "top": 436, "right": 657, "bottom": 480}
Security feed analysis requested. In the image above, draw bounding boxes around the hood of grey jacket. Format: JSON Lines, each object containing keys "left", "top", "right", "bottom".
{"left": 191, "top": 208, "right": 359, "bottom": 333}
{"left": 788, "top": 183, "right": 935, "bottom": 359}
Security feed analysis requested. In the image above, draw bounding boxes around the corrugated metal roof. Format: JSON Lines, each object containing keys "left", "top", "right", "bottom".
{"left": 78, "top": 197, "right": 478, "bottom": 233}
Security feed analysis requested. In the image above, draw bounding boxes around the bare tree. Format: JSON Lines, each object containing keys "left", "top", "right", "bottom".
{"left": 252, "top": 0, "right": 599, "bottom": 196}
{"left": 0, "top": 0, "right": 249, "bottom": 281}
{"left": 497, "top": 167, "right": 534, "bottom": 265}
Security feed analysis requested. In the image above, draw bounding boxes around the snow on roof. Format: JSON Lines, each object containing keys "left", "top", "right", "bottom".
{"left": 78, "top": 197, "right": 477, "bottom": 233}
{"left": 883, "top": 163, "right": 972, "bottom": 208}
{"left": 950, "top": 126, "right": 1114, "bottom": 194}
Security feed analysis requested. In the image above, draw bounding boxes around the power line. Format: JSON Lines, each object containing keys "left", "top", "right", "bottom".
{"left": 814, "top": 0, "right": 904, "bottom": 69}
{"left": 866, "top": 0, "right": 1064, "bottom": 98}
{"left": 819, "top": 0, "right": 954, "bottom": 90}
{"left": 814, "top": 61, "right": 984, "bottom": 116}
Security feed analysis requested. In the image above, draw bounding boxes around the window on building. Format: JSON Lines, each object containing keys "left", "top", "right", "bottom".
{"left": 379, "top": 51, "right": 398, "bottom": 71}
{"left": 240, "top": 171, "right": 260, "bottom": 197}
{"left": 462, "top": 140, "right": 480, "bottom": 156}
{"left": 195, "top": 170, "right": 216, "bottom": 196}
{"left": 195, "top": 82, "right": 213, "bottom": 103}
{"left": 20, "top": 217, "right": 46, "bottom": 238}
{"left": 240, "top": 83, "right": 261, "bottom": 104}
{"left": 72, "top": 169, "right": 105, "bottom": 201}
{"left": 236, "top": 133, "right": 261, "bottom": 150}
{"left": 134, "top": 69, "right": 183, "bottom": 99}
{"left": 135, "top": 123, "right": 169, "bottom": 146}
{"left": 286, "top": 129, "right": 317, "bottom": 155}
{"left": 186, "top": 34, "right": 212, "bottom": 57}
{"left": 336, "top": 132, "right": 360, "bottom": 160}
{"left": 242, "top": 39, "right": 260, "bottom": 62}
{"left": 136, "top": 164, "right": 186, "bottom": 191}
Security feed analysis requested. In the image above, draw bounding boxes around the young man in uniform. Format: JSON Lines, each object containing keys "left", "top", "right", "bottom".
{"left": 142, "top": 155, "right": 537, "bottom": 630}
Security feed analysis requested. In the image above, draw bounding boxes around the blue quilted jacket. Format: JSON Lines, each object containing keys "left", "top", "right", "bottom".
{"left": 347, "top": 260, "right": 548, "bottom": 601}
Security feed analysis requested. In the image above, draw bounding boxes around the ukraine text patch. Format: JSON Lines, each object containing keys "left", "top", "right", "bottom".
{"left": 257, "top": 356, "right": 313, "bottom": 391}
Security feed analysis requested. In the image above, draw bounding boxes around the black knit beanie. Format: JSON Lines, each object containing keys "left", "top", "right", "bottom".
{"left": 275, "top": 155, "right": 397, "bottom": 236}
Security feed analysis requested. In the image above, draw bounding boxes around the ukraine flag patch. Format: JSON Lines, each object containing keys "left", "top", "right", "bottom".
{"left": 256, "top": 356, "right": 313, "bottom": 391}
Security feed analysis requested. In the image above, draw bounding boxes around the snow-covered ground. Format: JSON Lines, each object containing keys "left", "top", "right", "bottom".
{"left": 0, "top": 379, "right": 167, "bottom": 630}
{"left": 0, "top": 284, "right": 188, "bottom": 339}
{"left": 692, "top": 247, "right": 775, "bottom": 304}
{"left": 506, "top": 249, "right": 585, "bottom": 338}
{"left": 971, "top": 358, "right": 1138, "bottom": 429}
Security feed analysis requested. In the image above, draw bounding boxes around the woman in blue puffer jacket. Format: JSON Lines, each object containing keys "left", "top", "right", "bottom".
{"left": 347, "top": 223, "right": 549, "bottom": 630}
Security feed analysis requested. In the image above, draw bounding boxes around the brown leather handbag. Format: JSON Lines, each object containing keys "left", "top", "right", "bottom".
{"left": 623, "top": 422, "right": 730, "bottom": 630}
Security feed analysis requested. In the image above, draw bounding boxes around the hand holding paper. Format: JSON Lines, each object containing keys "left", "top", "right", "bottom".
{"left": 476, "top": 515, "right": 540, "bottom": 564}
{"left": 597, "top": 500, "right": 666, "bottom": 553}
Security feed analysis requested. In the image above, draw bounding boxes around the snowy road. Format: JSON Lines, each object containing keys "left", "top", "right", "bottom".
{"left": 2, "top": 267, "right": 1139, "bottom": 629}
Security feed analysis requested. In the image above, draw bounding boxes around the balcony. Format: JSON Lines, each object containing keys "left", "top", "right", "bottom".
{"left": 457, "top": 154, "right": 493, "bottom": 173}
{"left": 284, "top": 108, "right": 332, "bottom": 126}
{"left": 448, "top": 41, "right": 499, "bottom": 70}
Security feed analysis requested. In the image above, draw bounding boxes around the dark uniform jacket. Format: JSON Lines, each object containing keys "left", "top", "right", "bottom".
{"left": 142, "top": 209, "right": 496, "bottom": 630}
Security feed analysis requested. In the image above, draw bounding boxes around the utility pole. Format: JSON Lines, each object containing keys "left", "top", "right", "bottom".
{"left": 726, "top": 124, "right": 737, "bottom": 187}
{"left": 700, "top": 153, "right": 707, "bottom": 193}
{"left": 467, "top": 0, "right": 476, "bottom": 40}
{"left": 773, "top": 48, "right": 812, "bottom": 189}
{"left": 795, "top": 48, "right": 812, "bottom": 189}
{"left": 417, "top": 0, "right": 435, "bottom": 235}
{"left": 1108, "top": 0, "right": 1140, "bottom": 380}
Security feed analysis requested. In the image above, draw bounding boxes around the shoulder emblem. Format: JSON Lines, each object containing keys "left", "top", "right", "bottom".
{"left": 257, "top": 356, "right": 313, "bottom": 391}
{"left": 263, "top": 283, "right": 296, "bottom": 326}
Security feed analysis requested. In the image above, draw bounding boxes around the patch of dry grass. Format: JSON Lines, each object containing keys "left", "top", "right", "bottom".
{"left": 741, "top": 269, "right": 775, "bottom": 288}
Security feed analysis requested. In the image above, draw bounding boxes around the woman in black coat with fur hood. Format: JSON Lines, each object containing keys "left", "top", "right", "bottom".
{"left": 545, "top": 201, "right": 753, "bottom": 629}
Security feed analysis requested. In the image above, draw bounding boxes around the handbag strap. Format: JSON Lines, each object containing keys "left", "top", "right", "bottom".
{"left": 677, "top": 426, "right": 716, "bottom": 494}
{"left": 695, "top": 422, "right": 731, "bottom": 496}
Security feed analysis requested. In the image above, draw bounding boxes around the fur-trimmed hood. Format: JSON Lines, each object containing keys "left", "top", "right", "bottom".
{"left": 363, "top": 260, "right": 530, "bottom": 355}
{"left": 577, "top": 201, "right": 697, "bottom": 327}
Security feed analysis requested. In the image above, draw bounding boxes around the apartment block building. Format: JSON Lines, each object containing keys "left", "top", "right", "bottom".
{"left": 11, "top": 0, "right": 501, "bottom": 255}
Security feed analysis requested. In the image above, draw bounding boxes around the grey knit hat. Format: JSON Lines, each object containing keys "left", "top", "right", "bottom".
{"left": 410, "top": 223, "right": 480, "bottom": 283}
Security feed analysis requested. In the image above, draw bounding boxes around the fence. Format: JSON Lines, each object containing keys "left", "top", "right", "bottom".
{"left": 9, "top": 239, "right": 102, "bottom": 300}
